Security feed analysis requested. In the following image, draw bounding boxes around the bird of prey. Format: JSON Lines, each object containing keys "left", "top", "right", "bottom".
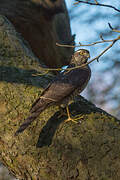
{"left": 15, "top": 49, "right": 91, "bottom": 135}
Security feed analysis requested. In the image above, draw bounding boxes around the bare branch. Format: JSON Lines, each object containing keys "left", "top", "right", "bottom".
{"left": 56, "top": 42, "right": 75, "bottom": 48}
{"left": 56, "top": 38, "right": 115, "bottom": 48}
{"left": 74, "top": 0, "right": 120, "bottom": 13}
{"left": 108, "top": 23, "right": 120, "bottom": 33}
{"left": 84, "top": 37, "right": 119, "bottom": 66}
{"left": 32, "top": 70, "right": 50, "bottom": 76}
{"left": 56, "top": 23, "right": 120, "bottom": 48}
{"left": 34, "top": 35, "right": 120, "bottom": 77}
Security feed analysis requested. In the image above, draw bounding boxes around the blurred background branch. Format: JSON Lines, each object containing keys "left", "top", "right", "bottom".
{"left": 74, "top": 0, "right": 120, "bottom": 13}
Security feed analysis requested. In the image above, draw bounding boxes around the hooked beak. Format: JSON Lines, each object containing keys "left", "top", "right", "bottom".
{"left": 88, "top": 54, "right": 90, "bottom": 59}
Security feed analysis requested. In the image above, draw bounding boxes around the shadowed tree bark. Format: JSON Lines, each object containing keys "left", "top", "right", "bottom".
{"left": 0, "top": 0, "right": 74, "bottom": 69}
{"left": 0, "top": 1, "right": 120, "bottom": 180}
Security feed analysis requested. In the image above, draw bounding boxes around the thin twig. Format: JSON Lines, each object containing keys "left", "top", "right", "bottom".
{"left": 56, "top": 22, "right": 120, "bottom": 49}
{"left": 55, "top": 37, "right": 120, "bottom": 70}
{"left": 108, "top": 23, "right": 120, "bottom": 33}
{"left": 32, "top": 70, "right": 49, "bottom": 76}
{"left": 63, "top": 39, "right": 118, "bottom": 70}
{"left": 56, "top": 38, "right": 114, "bottom": 48}
{"left": 35, "top": 35, "right": 120, "bottom": 75}
{"left": 84, "top": 38, "right": 119, "bottom": 66}
{"left": 74, "top": 0, "right": 120, "bottom": 13}
{"left": 56, "top": 42, "right": 75, "bottom": 48}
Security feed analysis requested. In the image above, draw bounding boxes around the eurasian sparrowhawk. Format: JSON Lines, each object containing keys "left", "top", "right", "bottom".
{"left": 15, "top": 49, "right": 91, "bottom": 135}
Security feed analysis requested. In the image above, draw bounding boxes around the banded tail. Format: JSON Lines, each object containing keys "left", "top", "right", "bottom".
{"left": 15, "top": 97, "right": 50, "bottom": 136}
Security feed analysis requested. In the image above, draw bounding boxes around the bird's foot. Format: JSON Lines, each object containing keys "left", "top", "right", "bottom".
{"left": 65, "top": 106, "right": 84, "bottom": 123}
{"left": 58, "top": 106, "right": 84, "bottom": 123}
{"left": 65, "top": 114, "right": 84, "bottom": 123}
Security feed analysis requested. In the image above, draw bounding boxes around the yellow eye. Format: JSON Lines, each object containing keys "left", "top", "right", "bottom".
{"left": 79, "top": 51, "right": 84, "bottom": 55}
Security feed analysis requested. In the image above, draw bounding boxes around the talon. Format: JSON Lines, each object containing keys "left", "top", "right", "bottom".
{"left": 64, "top": 106, "right": 84, "bottom": 123}
{"left": 65, "top": 117, "right": 78, "bottom": 123}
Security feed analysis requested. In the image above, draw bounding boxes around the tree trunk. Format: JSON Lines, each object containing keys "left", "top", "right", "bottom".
{"left": 0, "top": 0, "right": 74, "bottom": 69}
{"left": 0, "top": 3, "right": 120, "bottom": 180}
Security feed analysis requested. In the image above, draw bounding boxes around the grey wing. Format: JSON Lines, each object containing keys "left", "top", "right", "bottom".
{"left": 15, "top": 66, "right": 91, "bottom": 135}
{"left": 43, "top": 66, "right": 91, "bottom": 100}
{"left": 31, "top": 66, "right": 91, "bottom": 112}
{"left": 30, "top": 79, "right": 75, "bottom": 113}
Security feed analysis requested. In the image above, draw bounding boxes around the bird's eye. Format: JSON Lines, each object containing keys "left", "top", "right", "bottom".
{"left": 80, "top": 51, "right": 84, "bottom": 55}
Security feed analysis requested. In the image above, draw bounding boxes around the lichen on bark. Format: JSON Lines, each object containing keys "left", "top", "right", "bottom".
{"left": 0, "top": 14, "right": 120, "bottom": 180}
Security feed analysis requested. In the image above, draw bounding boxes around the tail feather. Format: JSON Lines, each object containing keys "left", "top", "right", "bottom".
{"left": 30, "top": 97, "right": 50, "bottom": 113}
{"left": 14, "top": 112, "right": 40, "bottom": 136}
{"left": 15, "top": 99, "right": 49, "bottom": 136}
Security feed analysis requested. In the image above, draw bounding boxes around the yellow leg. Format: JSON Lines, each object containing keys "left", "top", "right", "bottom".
{"left": 65, "top": 106, "right": 84, "bottom": 123}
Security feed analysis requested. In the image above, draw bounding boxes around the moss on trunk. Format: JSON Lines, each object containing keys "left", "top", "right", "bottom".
{"left": 0, "top": 13, "right": 120, "bottom": 180}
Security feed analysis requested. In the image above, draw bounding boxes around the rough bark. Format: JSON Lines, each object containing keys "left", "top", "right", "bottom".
{"left": 0, "top": 0, "right": 74, "bottom": 69}
{"left": 0, "top": 5, "right": 120, "bottom": 180}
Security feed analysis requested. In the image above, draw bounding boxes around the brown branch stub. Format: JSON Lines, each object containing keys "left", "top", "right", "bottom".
{"left": 99, "top": 34, "right": 105, "bottom": 41}
{"left": 74, "top": 0, "right": 120, "bottom": 13}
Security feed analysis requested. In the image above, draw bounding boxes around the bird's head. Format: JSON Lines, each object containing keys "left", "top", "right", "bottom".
{"left": 71, "top": 49, "right": 90, "bottom": 66}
